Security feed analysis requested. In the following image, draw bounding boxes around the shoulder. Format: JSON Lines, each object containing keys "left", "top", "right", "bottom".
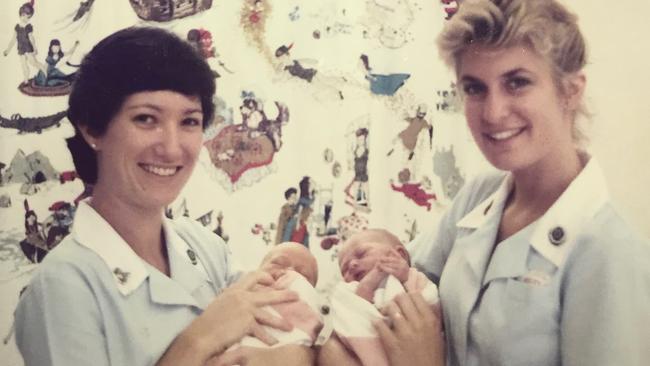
{"left": 566, "top": 204, "right": 650, "bottom": 278}
{"left": 168, "top": 217, "right": 227, "bottom": 252}
{"left": 168, "top": 217, "right": 240, "bottom": 283}
{"left": 17, "top": 237, "right": 108, "bottom": 312}
{"left": 31, "top": 236, "right": 107, "bottom": 286}
{"left": 446, "top": 170, "right": 506, "bottom": 222}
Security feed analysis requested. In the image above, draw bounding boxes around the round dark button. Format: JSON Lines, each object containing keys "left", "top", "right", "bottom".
{"left": 187, "top": 249, "right": 198, "bottom": 265}
{"left": 320, "top": 305, "right": 330, "bottom": 315}
{"left": 548, "top": 227, "right": 565, "bottom": 246}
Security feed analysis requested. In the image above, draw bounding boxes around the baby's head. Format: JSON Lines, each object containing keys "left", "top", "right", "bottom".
{"left": 260, "top": 242, "right": 318, "bottom": 286}
{"left": 338, "top": 228, "right": 410, "bottom": 283}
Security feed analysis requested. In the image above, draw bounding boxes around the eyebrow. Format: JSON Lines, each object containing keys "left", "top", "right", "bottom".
{"left": 125, "top": 103, "right": 203, "bottom": 115}
{"left": 460, "top": 67, "right": 529, "bottom": 83}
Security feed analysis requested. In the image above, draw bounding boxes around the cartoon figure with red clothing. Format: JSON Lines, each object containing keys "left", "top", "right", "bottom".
{"left": 390, "top": 169, "right": 437, "bottom": 211}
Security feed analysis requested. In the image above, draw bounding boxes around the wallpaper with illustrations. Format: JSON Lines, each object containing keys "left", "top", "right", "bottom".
{"left": 1, "top": 1, "right": 647, "bottom": 365}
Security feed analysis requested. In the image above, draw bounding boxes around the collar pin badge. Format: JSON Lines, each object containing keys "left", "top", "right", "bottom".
{"left": 483, "top": 200, "right": 493, "bottom": 216}
{"left": 113, "top": 267, "right": 130, "bottom": 285}
{"left": 548, "top": 226, "right": 565, "bottom": 246}
{"left": 187, "top": 249, "right": 198, "bottom": 265}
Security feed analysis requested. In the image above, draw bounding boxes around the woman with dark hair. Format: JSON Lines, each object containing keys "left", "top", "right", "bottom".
{"left": 14, "top": 27, "right": 302, "bottom": 366}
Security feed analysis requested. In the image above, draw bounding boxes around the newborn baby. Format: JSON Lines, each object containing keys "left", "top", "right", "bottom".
{"left": 213, "top": 242, "right": 322, "bottom": 366}
{"left": 331, "top": 228, "right": 439, "bottom": 366}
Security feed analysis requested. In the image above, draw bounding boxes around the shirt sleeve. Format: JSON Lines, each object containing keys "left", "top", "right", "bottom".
{"left": 26, "top": 24, "right": 33, "bottom": 34}
{"left": 14, "top": 264, "right": 109, "bottom": 366}
{"left": 560, "top": 235, "right": 650, "bottom": 366}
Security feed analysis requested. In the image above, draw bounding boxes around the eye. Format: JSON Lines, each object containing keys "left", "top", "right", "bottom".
{"left": 181, "top": 117, "right": 202, "bottom": 128}
{"left": 505, "top": 76, "right": 531, "bottom": 92}
{"left": 462, "top": 82, "right": 486, "bottom": 97}
{"left": 133, "top": 114, "right": 155, "bottom": 125}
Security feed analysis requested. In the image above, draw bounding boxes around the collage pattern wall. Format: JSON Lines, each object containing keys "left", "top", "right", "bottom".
{"left": 1, "top": 1, "right": 648, "bottom": 365}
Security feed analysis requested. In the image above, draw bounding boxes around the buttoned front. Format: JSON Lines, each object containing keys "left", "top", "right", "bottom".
{"left": 411, "top": 159, "right": 650, "bottom": 366}
{"left": 14, "top": 201, "right": 240, "bottom": 366}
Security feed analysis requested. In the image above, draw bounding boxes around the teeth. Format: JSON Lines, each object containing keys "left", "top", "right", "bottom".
{"left": 489, "top": 128, "right": 523, "bottom": 141}
{"left": 141, "top": 164, "right": 177, "bottom": 177}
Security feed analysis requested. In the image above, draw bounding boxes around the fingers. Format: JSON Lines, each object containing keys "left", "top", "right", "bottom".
{"left": 251, "top": 288, "right": 298, "bottom": 307}
{"left": 250, "top": 322, "right": 279, "bottom": 346}
{"left": 381, "top": 301, "right": 407, "bottom": 333}
{"left": 373, "top": 318, "right": 397, "bottom": 352}
{"left": 392, "top": 293, "right": 419, "bottom": 322}
{"left": 253, "top": 307, "right": 293, "bottom": 332}
{"left": 231, "top": 270, "right": 275, "bottom": 290}
{"left": 209, "top": 347, "right": 247, "bottom": 366}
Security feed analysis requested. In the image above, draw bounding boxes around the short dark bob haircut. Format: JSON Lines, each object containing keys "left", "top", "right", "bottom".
{"left": 66, "top": 26, "right": 216, "bottom": 184}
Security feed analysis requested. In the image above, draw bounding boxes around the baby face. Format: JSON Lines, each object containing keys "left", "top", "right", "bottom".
{"left": 338, "top": 239, "right": 403, "bottom": 283}
{"left": 260, "top": 243, "right": 318, "bottom": 286}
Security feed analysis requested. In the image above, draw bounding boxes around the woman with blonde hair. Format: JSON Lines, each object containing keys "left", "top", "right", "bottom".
{"left": 370, "top": 0, "right": 650, "bottom": 365}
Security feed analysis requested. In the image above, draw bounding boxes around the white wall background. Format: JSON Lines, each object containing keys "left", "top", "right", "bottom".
{"left": 0, "top": 1, "right": 648, "bottom": 365}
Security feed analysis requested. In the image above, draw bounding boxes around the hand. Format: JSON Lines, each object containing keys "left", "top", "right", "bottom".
{"left": 374, "top": 293, "right": 446, "bottom": 366}
{"left": 182, "top": 271, "right": 298, "bottom": 361}
{"left": 355, "top": 265, "right": 389, "bottom": 302}
{"left": 378, "top": 254, "right": 409, "bottom": 283}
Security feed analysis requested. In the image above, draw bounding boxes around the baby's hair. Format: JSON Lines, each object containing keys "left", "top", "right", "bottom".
{"left": 344, "top": 228, "right": 411, "bottom": 265}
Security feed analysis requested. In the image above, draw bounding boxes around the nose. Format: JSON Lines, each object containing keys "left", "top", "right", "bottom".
{"left": 154, "top": 122, "right": 183, "bottom": 161}
{"left": 482, "top": 90, "right": 510, "bottom": 124}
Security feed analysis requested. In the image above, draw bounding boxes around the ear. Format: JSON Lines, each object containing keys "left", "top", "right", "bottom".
{"left": 563, "top": 72, "right": 586, "bottom": 112}
{"left": 78, "top": 125, "right": 101, "bottom": 151}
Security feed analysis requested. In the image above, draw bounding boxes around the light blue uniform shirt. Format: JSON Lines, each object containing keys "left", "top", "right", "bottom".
{"left": 411, "top": 159, "right": 650, "bottom": 366}
{"left": 14, "top": 201, "right": 240, "bottom": 366}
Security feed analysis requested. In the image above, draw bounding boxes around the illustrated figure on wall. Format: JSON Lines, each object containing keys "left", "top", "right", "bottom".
{"left": 33, "top": 39, "right": 79, "bottom": 88}
{"left": 213, "top": 211, "right": 229, "bottom": 243}
{"left": 239, "top": 97, "right": 288, "bottom": 151}
{"left": 390, "top": 169, "right": 437, "bottom": 211}
{"left": 0, "top": 110, "right": 67, "bottom": 134}
{"left": 0, "top": 162, "right": 5, "bottom": 185}
{"left": 186, "top": 28, "right": 233, "bottom": 76}
{"left": 275, "top": 187, "right": 298, "bottom": 244}
{"left": 252, "top": 222, "right": 275, "bottom": 246}
{"left": 129, "top": 0, "right": 214, "bottom": 22}
{"left": 291, "top": 176, "right": 317, "bottom": 247}
{"left": 387, "top": 103, "right": 433, "bottom": 161}
{"left": 19, "top": 200, "right": 47, "bottom": 263}
{"left": 345, "top": 128, "right": 370, "bottom": 209}
{"left": 204, "top": 92, "right": 290, "bottom": 189}
{"left": 433, "top": 146, "right": 465, "bottom": 199}
{"left": 273, "top": 43, "right": 345, "bottom": 101}
{"left": 436, "top": 83, "right": 462, "bottom": 113}
{"left": 275, "top": 44, "right": 318, "bottom": 83}
{"left": 441, "top": 0, "right": 460, "bottom": 20}
{"left": 4, "top": 1, "right": 46, "bottom": 86}
{"left": 359, "top": 54, "right": 410, "bottom": 96}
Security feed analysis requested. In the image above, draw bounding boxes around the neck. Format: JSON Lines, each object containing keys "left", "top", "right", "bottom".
{"left": 509, "top": 148, "right": 584, "bottom": 215}
{"left": 90, "top": 183, "right": 166, "bottom": 267}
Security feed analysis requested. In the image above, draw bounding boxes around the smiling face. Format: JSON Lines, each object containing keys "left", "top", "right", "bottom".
{"left": 84, "top": 90, "right": 204, "bottom": 211}
{"left": 458, "top": 44, "right": 581, "bottom": 174}
{"left": 338, "top": 231, "right": 408, "bottom": 283}
{"left": 260, "top": 243, "right": 318, "bottom": 286}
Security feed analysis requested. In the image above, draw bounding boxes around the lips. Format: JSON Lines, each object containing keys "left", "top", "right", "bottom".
{"left": 485, "top": 127, "right": 525, "bottom": 142}
{"left": 139, "top": 163, "right": 180, "bottom": 177}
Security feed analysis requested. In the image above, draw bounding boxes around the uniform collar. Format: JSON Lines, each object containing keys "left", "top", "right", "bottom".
{"left": 455, "top": 158, "right": 609, "bottom": 268}
{"left": 456, "top": 172, "right": 513, "bottom": 230}
{"left": 528, "top": 158, "right": 609, "bottom": 267}
{"left": 73, "top": 200, "right": 210, "bottom": 297}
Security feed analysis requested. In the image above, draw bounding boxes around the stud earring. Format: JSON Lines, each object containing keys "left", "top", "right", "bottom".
{"left": 90, "top": 143, "right": 97, "bottom": 150}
